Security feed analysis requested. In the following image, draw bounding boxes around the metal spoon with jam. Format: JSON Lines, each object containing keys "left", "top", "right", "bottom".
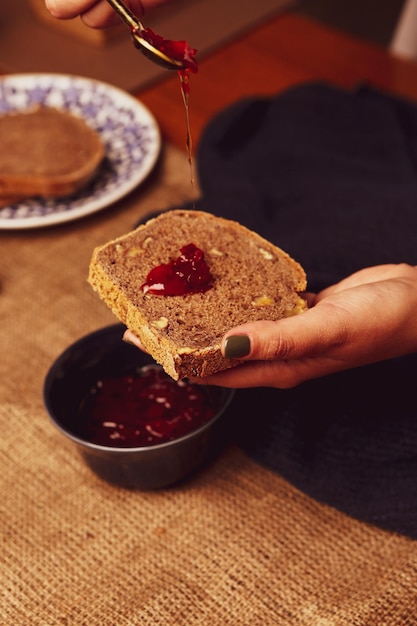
{"left": 105, "top": 0, "right": 198, "bottom": 73}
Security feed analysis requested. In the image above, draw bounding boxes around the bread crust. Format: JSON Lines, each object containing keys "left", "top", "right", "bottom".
{"left": 88, "top": 210, "right": 307, "bottom": 380}
{"left": 0, "top": 107, "right": 104, "bottom": 198}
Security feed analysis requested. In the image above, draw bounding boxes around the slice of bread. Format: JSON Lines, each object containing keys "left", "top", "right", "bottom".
{"left": 88, "top": 209, "right": 307, "bottom": 380}
{"left": 0, "top": 107, "right": 105, "bottom": 198}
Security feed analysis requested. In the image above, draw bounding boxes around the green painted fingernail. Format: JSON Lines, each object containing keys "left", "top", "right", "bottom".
{"left": 224, "top": 334, "right": 250, "bottom": 359}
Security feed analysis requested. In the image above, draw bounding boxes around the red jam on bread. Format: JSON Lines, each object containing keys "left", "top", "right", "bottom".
{"left": 142, "top": 243, "right": 214, "bottom": 296}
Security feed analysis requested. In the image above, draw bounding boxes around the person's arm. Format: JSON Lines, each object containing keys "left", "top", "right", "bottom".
{"left": 45, "top": 0, "right": 171, "bottom": 28}
{"left": 124, "top": 263, "right": 417, "bottom": 389}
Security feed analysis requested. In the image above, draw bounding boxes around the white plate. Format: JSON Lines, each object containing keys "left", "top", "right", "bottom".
{"left": 0, "top": 73, "right": 161, "bottom": 229}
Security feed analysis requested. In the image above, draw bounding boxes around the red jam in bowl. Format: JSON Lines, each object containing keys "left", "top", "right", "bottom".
{"left": 76, "top": 365, "right": 217, "bottom": 448}
{"left": 142, "top": 243, "right": 214, "bottom": 296}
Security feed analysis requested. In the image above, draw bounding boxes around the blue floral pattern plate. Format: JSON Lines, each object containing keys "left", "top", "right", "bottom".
{"left": 0, "top": 73, "right": 161, "bottom": 229}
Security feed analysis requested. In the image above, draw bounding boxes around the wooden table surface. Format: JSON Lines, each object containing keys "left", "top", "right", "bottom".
{"left": 136, "top": 12, "right": 417, "bottom": 150}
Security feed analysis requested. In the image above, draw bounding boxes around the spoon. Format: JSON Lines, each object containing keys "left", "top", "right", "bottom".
{"left": 105, "top": 0, "right": 197, "bottom": 72}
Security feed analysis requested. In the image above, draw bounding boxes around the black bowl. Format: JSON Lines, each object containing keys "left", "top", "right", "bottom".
{"left": 43, "top": 324, "right": 234, "bottom": 489}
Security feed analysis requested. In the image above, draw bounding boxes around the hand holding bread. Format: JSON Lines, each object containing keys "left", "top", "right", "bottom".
{"left": 88, "top": 212, "right": 417, "bottom": 389}
{"left": 88, "top": 210, "right": 307, "bottom": 380}
{"left": 197, "top": 263, "right": 417, "bottom": 389}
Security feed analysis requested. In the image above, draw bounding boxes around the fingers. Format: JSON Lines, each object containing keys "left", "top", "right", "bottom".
{"left": 197, "top": 302, "right": 366, "bottom": 388}
{"left": 208, "top": 264, "right": 417, "bottom": 389}
{"left": 223, "top": 306, "right": 344, "bottom": 363}
{"left": 194, "top": 356, "right": 341, "bottom": 389}
{"left": 45, "top": 0, "right": 100, "bottom": 20}
{"left": 122, "top": 329, "right": 147, "bottom": 351}
{"left": 316, "top": 263, "right": 416, "bottom": 300}
{"left": 81, "top": 2, "right": 126, "bottom": 28}
{"left": 192, "top": 308, "right": 349, "bottom": 389}
{"left": 45, "top": 0, "right": 167, "bottom": 22}
{"left": 45, "top": 0, "right": 134, "bottom": 26}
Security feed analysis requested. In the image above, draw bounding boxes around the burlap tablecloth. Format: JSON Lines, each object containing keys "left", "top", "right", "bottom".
{"left": 1, "top": 144, "right": 417, "bottom": 624}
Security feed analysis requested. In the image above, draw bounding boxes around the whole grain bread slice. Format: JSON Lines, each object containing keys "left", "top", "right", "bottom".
{"left": 88, "top": 209, "right": 307, "bottom": 380}
{"left": 0, "top": 107, "right": 104, "bottom": 198}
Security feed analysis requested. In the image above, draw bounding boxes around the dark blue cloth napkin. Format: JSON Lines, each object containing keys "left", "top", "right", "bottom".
{"left": 186, "top": 82, "right": 417, "bottom": 538}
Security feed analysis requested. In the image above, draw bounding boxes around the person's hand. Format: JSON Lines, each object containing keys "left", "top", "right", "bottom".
{"left": 45, "top": 0, "right": 171, "bottom": 29}
{"left": 199, "top": 263, "right": 417, "bottom": 388}
{"left": 124, "top": 263, "right": 417, "bottom": 389}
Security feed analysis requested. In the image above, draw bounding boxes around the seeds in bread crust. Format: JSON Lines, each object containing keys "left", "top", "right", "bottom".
{"left": 142, "top": 237, "right": 153, "bottom": 248}
{"left": 251, "top": 295, "right": 274, "bottom": 307}
{"left": 178, "top": 347, "right": 195, "bottom": 355}
{"left": 151, "top": 316, "right": 169, "bottom": 329}
{"left": 259, "top": 247, "right": 274, "bottom": 260}
{"left": 127, "top": 247, "right": 145, "bottom": 257}
{"left": 283, "top": 297, "right": 308, "bottom": 317}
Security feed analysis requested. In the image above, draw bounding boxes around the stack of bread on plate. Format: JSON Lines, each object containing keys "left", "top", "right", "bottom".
{"left": 0, "top": 106, "right": 104, "bottom": 206}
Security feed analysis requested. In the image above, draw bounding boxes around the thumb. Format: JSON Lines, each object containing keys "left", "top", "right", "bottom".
{"left": 222, "top": 308, "right": 339, "bottom": 362}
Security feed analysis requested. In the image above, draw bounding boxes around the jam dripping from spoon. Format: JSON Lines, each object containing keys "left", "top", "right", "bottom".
{"left": 137, "top": 27, "right": 198, "bottom": 186}
{"left": 106, "top": 1, "right": 198, "bottom": 183}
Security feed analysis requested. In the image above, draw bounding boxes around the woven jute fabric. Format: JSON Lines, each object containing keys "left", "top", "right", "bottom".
{"left": 1, "top": 145, "right": 417, "bottom": 625}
